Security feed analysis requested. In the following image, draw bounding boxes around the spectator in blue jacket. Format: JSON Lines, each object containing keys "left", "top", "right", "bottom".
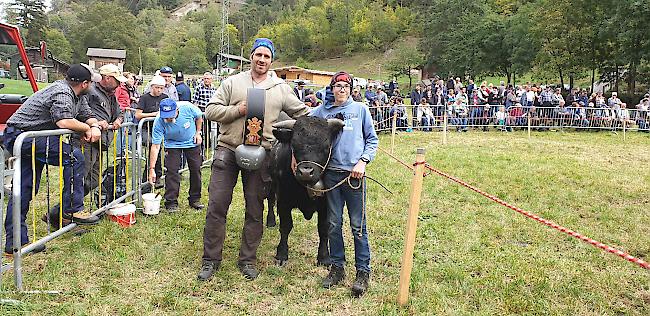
{"left": 175, "top": 72, "right": 192, "bottom": 101}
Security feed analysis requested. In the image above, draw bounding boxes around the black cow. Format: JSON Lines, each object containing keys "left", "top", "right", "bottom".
{"left": 270, "top": 116, "right": 344, "bottom": 266}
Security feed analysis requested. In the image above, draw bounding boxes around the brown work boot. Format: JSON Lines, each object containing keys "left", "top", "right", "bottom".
{"left": 63, "top": 211, "right": 101, "bottom": 225}
{"left": 41, "top": 213, "right": 72, "bottom": 230}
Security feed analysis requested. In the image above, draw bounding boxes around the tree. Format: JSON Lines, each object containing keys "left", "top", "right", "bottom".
{"left": 6, "top": 0, "right": 48, "bottom": 46}
{"left": 69, "top": 2, "right": 144, "bottom": 71}
{"left": 607, "top": 0, "right": 650, "bottom": 93}
{"left": 136, "top": 8, "right": 168, "bottom": 47}
{"left": 44, "top": 28, "right": 72, "bottom": 63}
{"left": 385, "top": 44, "right": 424, "bottom": 89}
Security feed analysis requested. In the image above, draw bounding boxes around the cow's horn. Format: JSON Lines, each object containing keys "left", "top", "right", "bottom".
{"left": 273, "top": 119, "right": 296, "bottom": 129}
{"left": 327, "top": 118, "right": 345, "bottom": 129}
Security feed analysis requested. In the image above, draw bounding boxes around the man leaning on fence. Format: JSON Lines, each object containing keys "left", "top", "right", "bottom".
{"left": 198, "top": 38, "right": 310, "bottom": 281}
{"left": 45, "top": 64, "right": 126, "bottom": 226}
{"left": 3, "top": 64, "right": 103, "bottom": 256}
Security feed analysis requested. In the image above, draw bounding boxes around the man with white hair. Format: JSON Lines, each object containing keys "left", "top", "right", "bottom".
{"left": 192, "top": 72, "right": 217, "bottom": 111}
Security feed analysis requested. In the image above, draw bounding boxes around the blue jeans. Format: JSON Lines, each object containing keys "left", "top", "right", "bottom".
{"left": 323, "top": 170, "right": 370, "bottom": 273}
{"left": 3, "top": 127, "right": 85, "bottom": 249}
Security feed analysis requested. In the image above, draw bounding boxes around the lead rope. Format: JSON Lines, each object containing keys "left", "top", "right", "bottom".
{"left": 359, "top": 176, "right": 366, "bottom": 238}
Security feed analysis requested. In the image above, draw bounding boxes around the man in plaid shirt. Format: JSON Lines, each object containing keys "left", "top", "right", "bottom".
{"left": 539, "top": 86, "right": 554, "bottom": 107}
{"left": 3, "top": 64, "right": 103, "bottom": 255}
{"left": 192, "top": 72, "right": 217, "bottom": 111}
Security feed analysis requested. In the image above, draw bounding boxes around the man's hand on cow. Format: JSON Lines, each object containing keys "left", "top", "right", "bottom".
{"left": 194, "top": 133, "right": 202, "bottom": 145}
{"left": 351, "top": 160, "right": 366, "bottom": 179}
{"left": 238, "top": 100, "right": 247, "bottom": 116}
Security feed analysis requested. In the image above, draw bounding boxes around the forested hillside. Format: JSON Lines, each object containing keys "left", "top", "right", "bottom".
{"left": 3, "top": 0, "right": 650, "bottom": 92}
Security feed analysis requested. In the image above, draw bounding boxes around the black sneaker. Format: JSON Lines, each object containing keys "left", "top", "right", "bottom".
{"left": 189, "top": 201, "right": 205, "bottom": 210}
{"left": 351, "top": 270, "right": 370, "bottom": 297}
{"left": 197, "top": 260, "right": 220, "bottom": 281}
{"left": 322, "top": 265, "right": 345, "bottom": 289}
{"left": 166, "top": 204, "right": 179, "bottom": 213}
{"left": 238, "top": 263, "right": 259, "bottom": 280}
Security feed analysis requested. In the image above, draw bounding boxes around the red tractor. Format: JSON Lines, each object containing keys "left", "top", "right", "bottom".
{"left": 0, "top": 22, "right": 40, "bottom": 136}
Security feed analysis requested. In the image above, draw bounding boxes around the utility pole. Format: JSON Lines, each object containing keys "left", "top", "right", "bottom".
{"left": 216, "top": 0, "right": 231, "bottom": 79}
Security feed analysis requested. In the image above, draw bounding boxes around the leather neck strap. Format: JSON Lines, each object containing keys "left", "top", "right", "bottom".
{"left": 244, "top": 88, "right": 265, "bottom": 146}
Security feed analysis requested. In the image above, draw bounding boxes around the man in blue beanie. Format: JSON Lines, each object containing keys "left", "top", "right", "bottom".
{"left": 199, "top": 38, "right": 310, "bottom": 281}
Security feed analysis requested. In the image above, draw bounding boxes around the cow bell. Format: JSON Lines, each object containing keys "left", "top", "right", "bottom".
{"left": 235, "top": 144, "right": 266, "bottom": 170}
{"left": 307, "top": 179, "right": 325, "bottom": 198}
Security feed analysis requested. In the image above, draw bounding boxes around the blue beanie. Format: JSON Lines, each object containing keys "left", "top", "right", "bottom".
{"left": 251, "top": 38, "right": 275, "bottom": 59}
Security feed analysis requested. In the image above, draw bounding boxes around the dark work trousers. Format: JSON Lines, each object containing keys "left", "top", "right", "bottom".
{"left": 163, "top": 145, "right": 203, "bottom": 207}
{"left": 202, "top": 146, "right": 271, "bottom": 265}
{"left": 3, "top": 127, "right": 85, "bottom": 249}
{"left": 82, "top": 142, "right": 102, "bottom": 196}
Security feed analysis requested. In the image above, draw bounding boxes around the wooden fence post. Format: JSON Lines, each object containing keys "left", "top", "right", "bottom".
{"left": 397, "top": 148, "right": 426, "bottom": 306}
{"left": 443, "top": 112, "right": 448, "bottom": 145}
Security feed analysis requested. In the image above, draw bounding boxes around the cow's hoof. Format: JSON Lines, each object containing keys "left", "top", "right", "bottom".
{"left": 316, "top": 260, "right": 331, "bottom": 267}
{"left": 275, "top": 259, "right": 288, "bottom": 267}
{"left": 266, "top": 219, "right": 276, "bottom": 228}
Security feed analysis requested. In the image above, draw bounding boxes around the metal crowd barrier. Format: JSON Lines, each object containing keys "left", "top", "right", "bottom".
{"left": 0, "top": 123, "right": 140, "bottom": 291}
{"left": 0, "top": 104, "right": 217, "bottom": 291}
{"left": 369, "top": 104, "right": 650, "bottom": 133}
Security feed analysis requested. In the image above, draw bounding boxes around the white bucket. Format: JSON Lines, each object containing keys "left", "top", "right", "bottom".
{"left": 142, "top": 193, "right": 162, "bottom": 215}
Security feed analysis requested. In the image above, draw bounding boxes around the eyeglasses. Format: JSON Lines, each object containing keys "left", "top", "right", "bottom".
{"left": 333, "top": 84, "right": 351, "bottom": 90}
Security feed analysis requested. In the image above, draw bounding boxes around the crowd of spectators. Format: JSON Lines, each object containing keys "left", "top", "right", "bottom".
{"left": 356, "top": 75, "right": 649, "bottom": 133}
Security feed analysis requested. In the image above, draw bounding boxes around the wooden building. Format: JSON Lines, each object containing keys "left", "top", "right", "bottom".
{"left": 271, "top": 66, "right": 341, "bottom": 87}
{"left": 86, "top": 48, "right": 126, "bottom": 71}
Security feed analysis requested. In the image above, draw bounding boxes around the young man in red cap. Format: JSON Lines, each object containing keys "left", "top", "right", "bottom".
{"left": 311, "top": 71, "right": 378, "bottom": 297}
{"left": 199, "top": 38, "right": 309, "bottom": 281}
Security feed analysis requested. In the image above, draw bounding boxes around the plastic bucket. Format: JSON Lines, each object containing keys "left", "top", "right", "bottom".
{"left": 142, "top": 193, "right": 162, "bottom": 215}
{"left": 106, "top": 203, "right": 136, "bottom": 227}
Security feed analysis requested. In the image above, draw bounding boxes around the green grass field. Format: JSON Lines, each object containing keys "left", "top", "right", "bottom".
{"left": 0, "top": 78, "right": 49, "bottom": 96}
{"left": 1, "top": 130, "right": 649, "bottom": 315}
